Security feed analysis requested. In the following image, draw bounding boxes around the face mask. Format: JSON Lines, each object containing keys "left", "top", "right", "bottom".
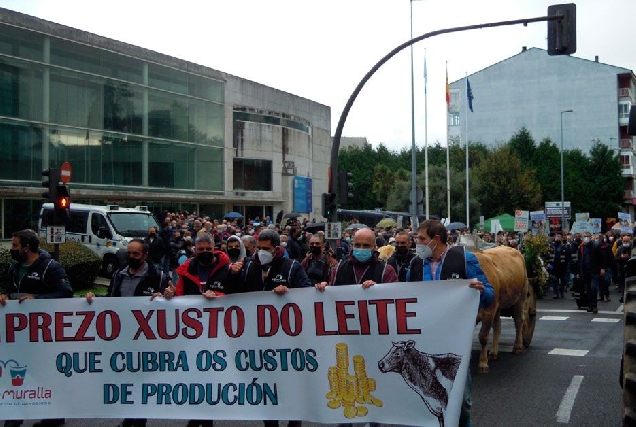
{"left": 227, "top": 248, "right": 241, "bottom": 259}
{"left": 281, "top": 242, "right": 288, "bottom": 248}
{"left": 197, "top": 252, "right": 214, "bottom": 265}
{"left": 345, "top": 237, "right": 351, "bottom": 242}
{"left": 310, "top": 246, "right": 322, "bottom": 256}
{"left": 396, "top": 246, "right": 409, "bottom": 256}
{"left": 149, "top": 233, "right": 156, "bottom": 238}
{"left": 352, "top": 249, "right": 372, "bottom": 263}
{"left": 258, "top": 249, "right": 274, "bottom": 265}
{"left": 10, "top": 249, "right": 22, "bottom": 262}
{"left": 623, "top": 243, "right": 631, "bottom": 248}
{"left": 416, "top": 244, "right": 432, "bottom": 260}
{"left": 583, "top": 237, "right": 590, "bottom": 243}
{"left": 127, "top": 257, "right": 142, "bottom": 270}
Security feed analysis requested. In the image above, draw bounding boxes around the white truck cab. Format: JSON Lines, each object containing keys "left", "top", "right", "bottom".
{"left": 39, "top": 203, "right": 160, "bottom": 276}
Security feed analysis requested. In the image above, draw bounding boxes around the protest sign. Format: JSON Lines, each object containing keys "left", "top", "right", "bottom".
{"left": 0, "top": 281, "right": 478, "bottom": 426}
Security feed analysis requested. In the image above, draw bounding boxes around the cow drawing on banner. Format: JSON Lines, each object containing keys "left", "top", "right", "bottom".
{"left": 378, "top": 340, "right": 462, "bottom": 427}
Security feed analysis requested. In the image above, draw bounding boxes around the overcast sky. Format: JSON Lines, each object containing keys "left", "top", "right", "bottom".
{"left": 2, "top": 0, "right": 635, "bottom": 151}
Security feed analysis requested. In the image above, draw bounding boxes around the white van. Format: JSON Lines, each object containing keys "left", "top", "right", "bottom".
{"left": 39, "top": 203, "right": 160, "bottom": 276}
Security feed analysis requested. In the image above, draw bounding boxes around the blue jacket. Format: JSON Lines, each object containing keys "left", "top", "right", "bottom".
{"left": 410, "top": 247, "right": 494, "bottom": 309}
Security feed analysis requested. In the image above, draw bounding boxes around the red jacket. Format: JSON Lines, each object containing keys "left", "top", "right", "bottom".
{"left": 175, "top": 250, "right": 231, "bottom": 297}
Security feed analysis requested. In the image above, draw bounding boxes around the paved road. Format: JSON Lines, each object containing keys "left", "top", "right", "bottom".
{"left": 7, "top": 289, "right": 625, "bottom": 427}
{"left": 472, "top": 291, "right": 624, "bottom": 426}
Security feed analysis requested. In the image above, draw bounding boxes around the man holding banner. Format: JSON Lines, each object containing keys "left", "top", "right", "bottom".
{"left": 1, "top": 229, "right": 73, "bottom": 427}
{"left": 407, "top": 220, "right": 494, "bottom": 427}
{"left": 317, "top": 228, "right": 398, "bottom": 289}
{"left": 86, "top": 238, "right": 170, "bottom": 427}
{"left": 232, "top": 228, "right": 310, "bottom": 427}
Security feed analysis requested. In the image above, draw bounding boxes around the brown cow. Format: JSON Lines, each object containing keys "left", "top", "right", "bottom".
{"left": 473, "top": 245, "right": 533, "bottom": 373}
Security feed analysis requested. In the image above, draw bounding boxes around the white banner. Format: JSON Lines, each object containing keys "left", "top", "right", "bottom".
{"left": 0, "top": 281, "right": 478, "bottom": 426}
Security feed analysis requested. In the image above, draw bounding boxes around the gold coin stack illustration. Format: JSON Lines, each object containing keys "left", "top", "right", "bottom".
{"left": 326, "top": 343, "right": 383, "bottom": 418}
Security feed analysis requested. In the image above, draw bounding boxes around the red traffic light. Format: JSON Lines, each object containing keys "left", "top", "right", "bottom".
{"left": 57, "top": 196, "right": 70, "bottom": 209}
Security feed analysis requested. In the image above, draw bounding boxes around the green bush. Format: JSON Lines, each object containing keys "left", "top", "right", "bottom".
{"left": 0, "top": 249, "right": 11, "bottom": 294}
{"left": 0, "top": 240, "right": 101, "bottom": 292}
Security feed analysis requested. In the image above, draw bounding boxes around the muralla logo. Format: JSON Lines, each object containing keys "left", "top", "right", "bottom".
{"left": 0, "top": 358, "right": 52, "bottom": 400}
{"left": 0, "top": 359, "right": 27, "bottom": 386}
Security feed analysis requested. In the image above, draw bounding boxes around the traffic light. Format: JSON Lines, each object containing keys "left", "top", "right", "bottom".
{"left": 41, "top": 168, "right": 60, "bottom": 202}
{"left": 338, "top": 171, "right": 354, "bottom": 206}
{"left": 54, "top": 184, "right": 71, "bottom": 225}
{"left": 547, "top": 3, "right": 576, "bottom": 56}
{"left": 322, "top": 192, "right": 337, "bottom": 219}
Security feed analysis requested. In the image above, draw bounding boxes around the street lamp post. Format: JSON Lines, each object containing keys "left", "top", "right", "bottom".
{"left": 409, "top": 0, "right": 425, "bottom": 227}
{"left": 560, "top": 109, "right": 573, "bottom": 231}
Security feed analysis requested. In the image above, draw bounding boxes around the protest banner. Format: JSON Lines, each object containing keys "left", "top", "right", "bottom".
{"left": 0, "top": 281, "right": 478, "bottom": 426}
{"left": 514, "top": 210, "right": 529, "bottom": 233}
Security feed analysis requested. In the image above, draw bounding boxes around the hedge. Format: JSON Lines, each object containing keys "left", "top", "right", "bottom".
{"left": 0, "top": 239, "right": 101, "bottom": 292}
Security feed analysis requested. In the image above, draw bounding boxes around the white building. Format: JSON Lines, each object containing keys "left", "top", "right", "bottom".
{"left": 449, "top": 47, "right": 636, "bottom": 212}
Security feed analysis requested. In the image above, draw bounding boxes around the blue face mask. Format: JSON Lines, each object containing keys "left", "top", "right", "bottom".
{"left": 352, "top": 248, "right": 372, "bottom": 263}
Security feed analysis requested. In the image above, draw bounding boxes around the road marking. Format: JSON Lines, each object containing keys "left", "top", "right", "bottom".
{"left": 556, "top": 375, "right": 584, "bottom": 423}
{"left": 537, "top": 308, "right": 622, "bottom": 316}
{"left": 540, "top": 316, "right": 569, "bottom": 321}
{"left": 548, "top": 348, "right": 589, "bottom": 356}
{"left": 617, "top": 304, "right": 624, "bottom": 313}
{"left": 591, "top": 317, "right": 621, "bottom": 323}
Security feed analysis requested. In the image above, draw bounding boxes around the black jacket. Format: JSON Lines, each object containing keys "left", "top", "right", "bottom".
{"left": 387, "top": 250, "right": 417, "bottom": 282}
{"left": 577, "top": 240, "right": 608, "bottom": 276}
{"left": 239, "top": 247, "right": 311, "bottom": 292}
{"left": 145, "top": 235, "right": 166, "bottom": 264}
{"left": 7, "top": 250, "right": 73, "bottom": 299}
{"left": 107, "top": 261, "right": 169, "bottom": 297}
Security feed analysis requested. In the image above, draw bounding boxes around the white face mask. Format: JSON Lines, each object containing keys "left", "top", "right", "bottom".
{"left": 416, "top": 239, "right": 437, "bottom": 260}
{"left": 416, "top": 244, "right": 432, "bottom": 260}
{"left": 258, "top": 249, "right": 274, "bottom": 265}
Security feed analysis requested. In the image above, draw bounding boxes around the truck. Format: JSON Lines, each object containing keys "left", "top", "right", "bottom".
{"left": 39, "top": 203, "right": 160, "bottom": 276}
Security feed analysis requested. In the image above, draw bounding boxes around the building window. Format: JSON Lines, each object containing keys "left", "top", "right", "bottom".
{"left": 449, "top": 111, "right": 460, "bottom": 126}
{"left": 619, "top": 102, "right": 631, "bottom": 119}
{"left": 233, "top": 159, "right": 272, "bottom": 191}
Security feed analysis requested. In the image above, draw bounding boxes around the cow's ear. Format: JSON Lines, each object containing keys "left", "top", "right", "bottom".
{"left": 406, "top": 340, "right": 415, "bottom": 349}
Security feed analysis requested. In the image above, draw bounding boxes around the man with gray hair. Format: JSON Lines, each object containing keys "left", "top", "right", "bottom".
{"left": 241, "top": 234, "right": 257, "bottom": 257}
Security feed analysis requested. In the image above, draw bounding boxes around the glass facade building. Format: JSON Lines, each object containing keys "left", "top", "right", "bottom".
{"left": 0, "top": 8, "right": 332, "bottom": 236}
{"left": 0, "top": 23, "right": 225, "bottom": 191}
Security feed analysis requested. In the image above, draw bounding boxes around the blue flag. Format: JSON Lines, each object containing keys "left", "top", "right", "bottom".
{"left": 467, "top": 78, "right": 474, "bottom": 112}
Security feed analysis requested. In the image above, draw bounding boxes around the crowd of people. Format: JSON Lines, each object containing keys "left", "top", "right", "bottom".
{"left": 10, "top": 208, "right": 633, "bottom": 426}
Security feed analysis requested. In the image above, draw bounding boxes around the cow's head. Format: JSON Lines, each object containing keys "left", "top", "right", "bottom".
{"left": 378, "top": 340, "right": 416, "bottom": 373}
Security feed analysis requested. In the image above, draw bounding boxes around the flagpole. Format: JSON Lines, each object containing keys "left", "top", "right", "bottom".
{"left": 445, "top": 62, "right": 451, "bottom": 223}
{"left": 424, "top": 49, "right": 430, "bottom": 220}
{"left": 409, "top": 1, "right": 418, "bottom": 229}
{"left": 465, "top": 72, "right": 470, "bottom": 230}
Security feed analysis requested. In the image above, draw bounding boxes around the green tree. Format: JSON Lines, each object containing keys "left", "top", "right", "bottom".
{"left": 532, "top": 137, "right": 561, "bottom": 202}
{"left": 473, "top": 146, "right": 542, "bottom": 218}
{"left": 585, "top": 142, "right": 623, "bottom": 219}
{"left": 508, "top": 127, "right": 536, "bottom": 167}
{"left": 563, "top": 148, "right": 592, "bottom": 215}
{"left": 338, "top": 144, "right": 377, "bottom": 209}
